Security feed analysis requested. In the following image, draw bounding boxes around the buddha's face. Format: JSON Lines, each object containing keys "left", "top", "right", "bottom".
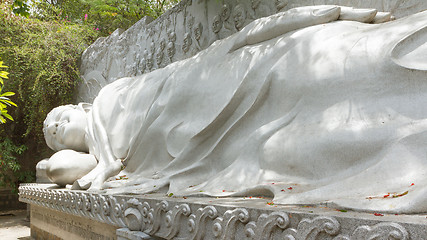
{"left": 233, "top": 5, "right": 246, "bottom": 30}
{"left": 44, "top": 105, "right": 88, "bottom": 152}
{"left": 221, "top": 4, "right": 231, "bottom": 20}
{"left": 182, "top": 33, "right": 192, "bottom": 53}
{"left": 212, "top": 15, "right": 222, "bottom": 34}
{"left": 168, "top": 31, "right": 176, "bottom": 43}
{"left": 156, "top": 48, "right": 164, "bottom": 65}
{"left": 275, "top": 0, "right": 288, "bottom": 11}
{"left": 194, "top": 23, "right": 203, "bottom": 41}
{"left": 167, "top": 42, "right": 175, "bottom": 59}
{"left": 160, "top": 40, "right": 166, "bottom": 51}
{"left": 251, "top": 0, "right": 261, "bottom": 9}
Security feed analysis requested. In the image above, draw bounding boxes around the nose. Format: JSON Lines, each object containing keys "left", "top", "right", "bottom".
{"left": 47, "top": 122, "right": 59, "bottom": 136}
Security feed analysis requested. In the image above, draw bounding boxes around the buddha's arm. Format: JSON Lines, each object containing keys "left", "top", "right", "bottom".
{"left": 230, "top": 5, "right": 392, "bottom": 52}
{"left": 72, "top": 100, "right": 123, "bottom": 190}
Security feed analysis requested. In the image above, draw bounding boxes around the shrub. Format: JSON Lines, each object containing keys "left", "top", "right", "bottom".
{"left": 0, "top": 4, "right": 100, "bottom": 190}
{"left": 0, "top": 58, "right": 17, "bottom": 124}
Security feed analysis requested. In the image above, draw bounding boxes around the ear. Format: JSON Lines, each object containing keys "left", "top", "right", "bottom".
{"left": 78, "top": 102, "right": 92, "bottom": 113}
{"left": 391, "top": 26, "right": 427, "bottom": 71}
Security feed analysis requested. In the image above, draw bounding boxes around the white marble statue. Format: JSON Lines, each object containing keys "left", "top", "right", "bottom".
{"left": 43, "top": 104, "right": 98, "bottom": 185}
{"left": 43, "top": 5, "right": 427, "bottom": 213}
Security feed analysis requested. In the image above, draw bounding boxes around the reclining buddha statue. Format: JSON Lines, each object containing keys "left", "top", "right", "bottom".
{"left": 43, "top": 5, "right": 427, "bottom": 213}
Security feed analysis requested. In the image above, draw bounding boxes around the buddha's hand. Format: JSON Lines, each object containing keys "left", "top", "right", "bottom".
{"left": 72, "top": 158, "right": 123, "bottom": 191}
{"left": 230, "top": 5, "right": 392, "bottom": 51}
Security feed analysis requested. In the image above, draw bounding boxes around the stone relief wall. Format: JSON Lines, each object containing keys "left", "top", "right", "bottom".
{"left": 78, "top": 0, "right": 427, "bottom": 103}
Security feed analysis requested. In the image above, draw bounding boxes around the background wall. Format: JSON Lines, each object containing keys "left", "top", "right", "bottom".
{"left": 78, "top": 0, "right": 427, "bottom": 103}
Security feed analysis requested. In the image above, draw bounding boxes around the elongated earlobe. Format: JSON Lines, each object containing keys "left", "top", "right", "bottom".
{"left": 78, "top": 102, "right": 92, "bottom": 113}
{"left": 391, "top": 26, "right": 427, "bottom": 71}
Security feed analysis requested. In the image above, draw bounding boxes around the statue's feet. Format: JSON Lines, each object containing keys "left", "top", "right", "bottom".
{"left": 230, "top": 5, "right": 393, "bottom": 52}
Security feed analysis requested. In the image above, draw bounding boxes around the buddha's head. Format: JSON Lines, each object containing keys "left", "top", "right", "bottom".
{"left": 43, "top": 103, "right": 91, "bottom": 152}
{"left": 221, "top": 4, "right": 231, "bottom": 21}
{"left": 167, "top": 42, "right": 175, "bottom": 60}
{"left": 194, "top": 23, "right": 203, "bottom": 41}
{"left": 182, "top": 32, "right": 192, "bottom": 53}
{"left": 156, "top": 47, "right": 164, "bottom": 66}
{"left": 275, "top": 0, "right": 288, "bottom": 11}
{"left": 251, "top": 0, "right": 261, "bottom": 9}
{"left": 212, "top": 15, "right": 222, "bottom": 34}
{"left": 233, "top": 4, "right": 246, "bottom": 31}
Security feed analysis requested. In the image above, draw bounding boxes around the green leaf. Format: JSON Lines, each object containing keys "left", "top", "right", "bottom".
{"left": 1, "top": 112, "right": 14, "bottom": 121}
{"left": 0, "top": 92, "right": 15, "bottom": 97}
{"left": 0, "top": 62, "right": 8, "bottom": 68}
{"left": 12, "top": 0, "right": 30, "bottom": 18}
{"left": 0, "top": 99, "right": 17, "bottom": 107}
{"left": 0, "top": 71, "right": 8, "bottom": 79}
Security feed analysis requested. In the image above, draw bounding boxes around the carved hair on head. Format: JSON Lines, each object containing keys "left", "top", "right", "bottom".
{"left": 221, "top": 3, "right": 231, "bottom": 20}
{"left": 43, "top": 103, "right": 91, "bottom": 151}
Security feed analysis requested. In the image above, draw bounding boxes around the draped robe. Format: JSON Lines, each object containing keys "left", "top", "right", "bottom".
{"left": 86, "top": 9, "right": 427, "bottom": 213}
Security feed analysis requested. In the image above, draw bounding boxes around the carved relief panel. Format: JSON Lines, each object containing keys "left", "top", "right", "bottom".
{"left": 79, "top": 0, "right": 427, "bottom": 103}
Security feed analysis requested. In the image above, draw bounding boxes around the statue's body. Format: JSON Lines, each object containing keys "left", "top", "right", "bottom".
{"left": 44, "top": 6, "right": 427, "bottom": 213}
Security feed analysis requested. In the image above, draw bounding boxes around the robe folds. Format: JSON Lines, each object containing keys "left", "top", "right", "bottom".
{"left": 88, "top": 9, "right": 427, "bottom": 213}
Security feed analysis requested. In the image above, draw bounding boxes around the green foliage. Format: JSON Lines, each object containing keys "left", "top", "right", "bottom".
{"left": 31, "top": 0, "right": 89, "bottom": 22}
{"left": 0, "top": 60, "right": 9, "bottom": 82}
{"left": 0, "top": 88, "right": 16, "bottom": 123}
{"left": 0, "top": 137, "right": 33, "bottom": 192}
{"left": 1, "top": 0, "right": 177, "bottom": 191}
{"left": 0, "top": 3, "right": 99, "bottom": 190}
{"left": 1, "top": 6, "right": 99, "bottom": 138}
{"left": 31, "top": 0, "right": 179, "bottom": 35}
{"left": 11, "top": 0, "right": 30, "bottom": 17}
{"left": 10, "top": 0, "right": 179, "bottom": 35}
{"left": 0, "top": 59, "right": 17, "bottom": 124}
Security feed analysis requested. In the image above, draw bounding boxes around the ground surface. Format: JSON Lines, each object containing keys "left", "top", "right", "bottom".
{"left": 0, "top": 210, "right": 31, "bottom": 240}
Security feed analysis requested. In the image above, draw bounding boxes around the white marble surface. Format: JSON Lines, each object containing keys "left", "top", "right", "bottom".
{"left": 44, "top": 6, "right": 427, "bottom": 213}
{"left": 46, "top": 150, "right": 97, "bottom": 186}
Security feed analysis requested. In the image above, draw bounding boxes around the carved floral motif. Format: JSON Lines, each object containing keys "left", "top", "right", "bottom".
{"left": 19, "top": 184, "right": 415, "bottom": 240}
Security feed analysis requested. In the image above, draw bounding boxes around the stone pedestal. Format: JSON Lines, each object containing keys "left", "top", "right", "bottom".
{"left": 30, "top": 205, "right": 117, "bottom": 240}
{"left": 19, "top": 184, "right": 427, "bottom": 239}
